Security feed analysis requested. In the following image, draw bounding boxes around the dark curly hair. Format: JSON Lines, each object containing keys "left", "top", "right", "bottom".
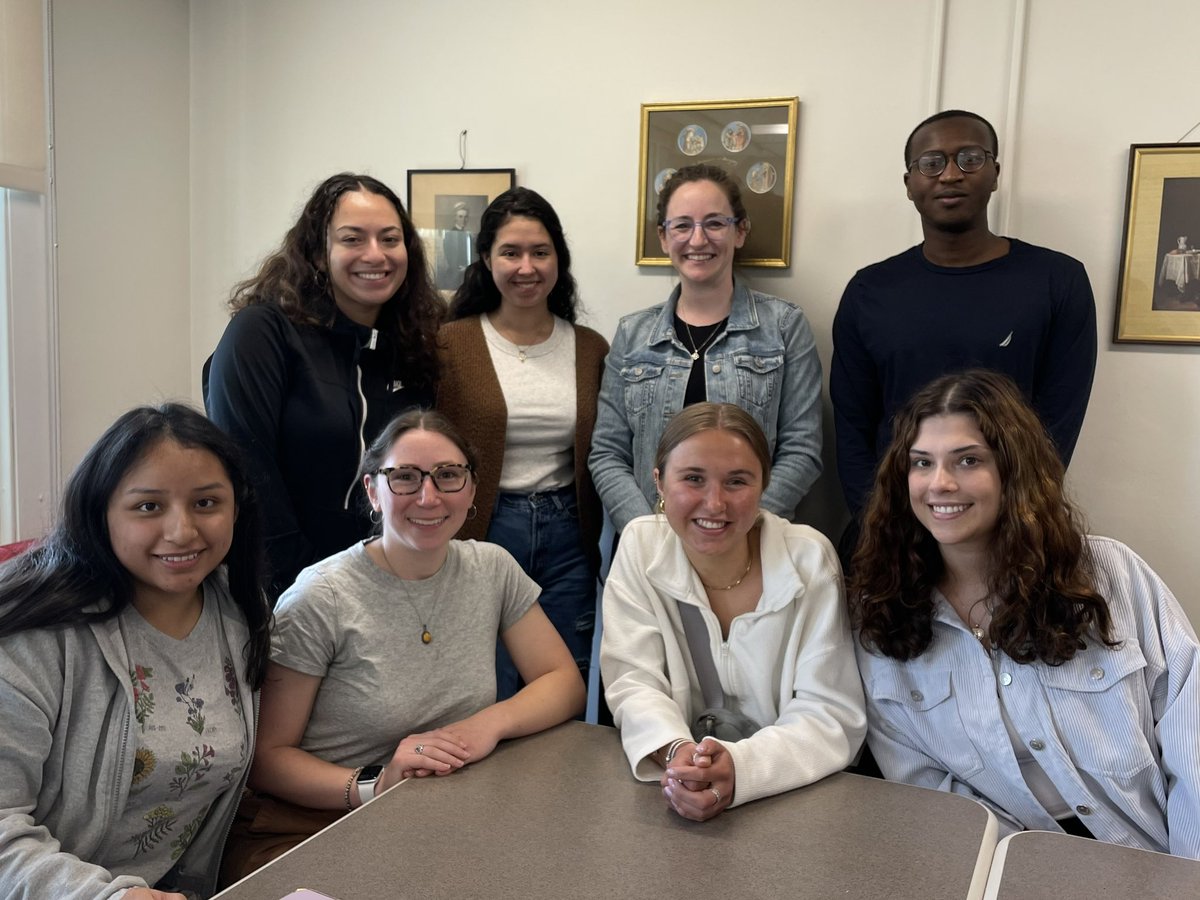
{"left": 0, "top": 404, "right": 272, "bottom": 688}
{"left": 849, "top": 370, "right": 1114, "bottom": 665}
{"left": 229, "top": 172, "right": 443, "bottom": 391}
{"left": 448, "top": 187, "right": 579, "bottom": 323}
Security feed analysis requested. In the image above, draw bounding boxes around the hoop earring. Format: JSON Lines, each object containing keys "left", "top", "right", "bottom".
{"left": 656, "top": 495, "right": 665, "bottom": 514}
{"left": 369, "top": 508, "right": 382, "bottom": 525}
{"left": 466, "top": 504, "right": 478, "bottom": 520}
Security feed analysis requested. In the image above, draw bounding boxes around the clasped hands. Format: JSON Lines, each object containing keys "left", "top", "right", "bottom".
{"left": 379, "top": 716, "right": 502, "bottom": 790}
{"left": 661, "top": 738, "right": 735, "bottom": 822}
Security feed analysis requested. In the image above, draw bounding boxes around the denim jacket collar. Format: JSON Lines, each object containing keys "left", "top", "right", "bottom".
{"left": 646, "top": 279, "right": 761, "bottom": 348}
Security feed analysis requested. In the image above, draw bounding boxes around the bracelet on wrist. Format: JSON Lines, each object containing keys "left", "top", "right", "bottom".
{"left": 663, "top": 738, "right": 690, "bottom": 766}
{"left": 345, "top": 766, "right": 364, "bottom": 811}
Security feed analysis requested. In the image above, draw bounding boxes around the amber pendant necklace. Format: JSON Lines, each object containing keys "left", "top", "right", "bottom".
{"left": 397, "top": 580, "right": 441, "bottom": 644}
{"left": 379, "top": 544, "right": 442, "bottom": 644}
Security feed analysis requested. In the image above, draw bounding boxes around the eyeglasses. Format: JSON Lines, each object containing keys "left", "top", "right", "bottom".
{"left": 375, "top": 464, "right": 473, "bottom": 495}
{"left": 661, "top": 215, "right": 740, "bottom": 242}
{"left": 907, "top": 146, "right": 996, "bottom": 177}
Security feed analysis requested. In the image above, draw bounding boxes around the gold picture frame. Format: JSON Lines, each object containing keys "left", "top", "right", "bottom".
{"left": 1114, "top": 143, "right": 1200, "bottom": 344}
{"left": 636, "top": 97, "right": 799, "bottom": 267}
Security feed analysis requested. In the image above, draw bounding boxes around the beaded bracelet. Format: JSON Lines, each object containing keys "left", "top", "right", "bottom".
{"left": 345, "top": 766, "right": 364, "bottom": 811}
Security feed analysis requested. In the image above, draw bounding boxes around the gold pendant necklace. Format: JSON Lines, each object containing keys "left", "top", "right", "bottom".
{"left": 398, "top": 581, "right": 440, "bottom": 644}
{"left": 681, "top": 319, "right": 724, "bottom": 361}
{"left": 965, "top": 596, "right": 992, "bottom": 643}
{"left": 378, "top": 544, "right": 442, "bottom": 644}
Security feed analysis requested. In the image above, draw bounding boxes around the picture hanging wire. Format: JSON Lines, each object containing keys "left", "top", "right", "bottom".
{"left": 459, "top": 130, "right": 468, "bottom": 169}
{"left": 1177, "top": 119, "right": 1200, "bottom": 143}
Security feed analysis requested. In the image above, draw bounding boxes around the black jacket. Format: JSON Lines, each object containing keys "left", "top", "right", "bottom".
{"left": 204, "top": 303, "right": 431, "bottom": 598}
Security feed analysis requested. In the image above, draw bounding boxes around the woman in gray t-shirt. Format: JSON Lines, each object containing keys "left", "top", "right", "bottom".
{"left": 227, "top": 410, "right": 585, "bottom": 882}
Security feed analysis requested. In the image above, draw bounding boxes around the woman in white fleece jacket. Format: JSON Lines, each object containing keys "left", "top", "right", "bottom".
{"left": 600, "top": 402, "right": 865, "bottom": 821}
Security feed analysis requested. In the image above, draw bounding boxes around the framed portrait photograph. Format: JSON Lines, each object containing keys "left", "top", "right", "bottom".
{"left": 1114, "top": 143, "right": 1200, "bottom": 344}
{"left": 636, "top": 97, "right": 799, "bottom": 267}
{"left": 407, "top": 168, "right": 516, "bottom": 295}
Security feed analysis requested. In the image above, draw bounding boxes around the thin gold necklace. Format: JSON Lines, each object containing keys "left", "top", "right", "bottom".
{"left": 378, "top": 544, "right": 442, "bottom": 644}
{"left": 965, "top": 596, "right": 992, "bottom": 642}
{"left": 701, "top": 554, "right": 753, "bottom": 591}
{"left": 681, "top": 319, "right": 724, "bottom": 361}
{"left": 489, "top": 313, "right": 554, "bottom": 363}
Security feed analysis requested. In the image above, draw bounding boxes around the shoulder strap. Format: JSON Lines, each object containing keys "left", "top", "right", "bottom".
{"left": 677, "top": 602, "right": 726, "bottom": 710}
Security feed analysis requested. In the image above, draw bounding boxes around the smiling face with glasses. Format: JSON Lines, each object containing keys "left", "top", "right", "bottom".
{"left": 658, "top": 179, "right": 747, "bottom": 289}
{"left": 364, "top": 428, "right": 478, "bottom": 564}
{"left": 376, "top": 464, "right": 473, "bottom": 495}
{"left": 906, "top": 146, "right": 995, "bottom": 178}
{"left": 903, "top": 117, "right": 999, "bottom": 235}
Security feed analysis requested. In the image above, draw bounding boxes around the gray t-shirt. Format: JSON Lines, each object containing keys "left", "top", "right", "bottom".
{"left": 272, "top": 539, "right": 540, "bottom": 767}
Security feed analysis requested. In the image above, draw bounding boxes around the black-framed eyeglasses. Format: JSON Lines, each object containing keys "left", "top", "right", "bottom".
{"left": 907, "top": 146, "right": 996, "bottom": 177}
{"left": 375, "top": 464, "right": 473, "bottom": 495}
{"left": 661, "top": 215, "right": 741, "bottom": 242}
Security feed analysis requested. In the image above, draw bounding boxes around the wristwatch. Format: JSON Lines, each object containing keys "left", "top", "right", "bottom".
{"left": 356, "top": 764, "right": 385, "bottom": 804}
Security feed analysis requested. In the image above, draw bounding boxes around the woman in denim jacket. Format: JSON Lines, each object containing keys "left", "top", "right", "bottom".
{"left": 589, "top": 164, "right": 823, "bottom": 533}
{"left": 850, "top": 370, "right": 1200, "bottom": 859}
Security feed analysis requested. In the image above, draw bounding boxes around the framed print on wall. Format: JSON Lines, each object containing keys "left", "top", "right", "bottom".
{"left": 407, "top": 168, "right": 516, "bottom": 295}
{"left": 636, "top": 97, "right": 799, "bottom": 267}
{"left": 1114, "top": 143, "right": 1200, "bottom": 344}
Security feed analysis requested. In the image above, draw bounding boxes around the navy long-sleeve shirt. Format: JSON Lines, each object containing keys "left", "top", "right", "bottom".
{"left": 831, "top": 239, "right": 1097, "bottom": 516}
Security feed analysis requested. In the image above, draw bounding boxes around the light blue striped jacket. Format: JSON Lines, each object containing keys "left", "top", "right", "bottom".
{"left": 856, "top": 536, "right": 1200, "bottom": 859}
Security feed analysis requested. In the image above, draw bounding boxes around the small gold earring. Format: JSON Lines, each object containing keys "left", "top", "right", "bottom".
{"left": 656, "top": 495, "right": 665, "bottom": 514}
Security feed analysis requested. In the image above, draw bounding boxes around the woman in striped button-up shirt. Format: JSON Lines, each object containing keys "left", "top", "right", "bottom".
{"left": 849, "top": 369, "right": 1200, "bottom": 859}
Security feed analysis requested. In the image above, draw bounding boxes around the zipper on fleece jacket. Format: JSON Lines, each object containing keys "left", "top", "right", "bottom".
{"left": 343, "top": 328, "right": 378, "bottom": 510}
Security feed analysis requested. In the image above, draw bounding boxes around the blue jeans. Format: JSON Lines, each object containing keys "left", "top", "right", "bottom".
{"left": 486, "top": 486, "right": 596, "bottom": 702}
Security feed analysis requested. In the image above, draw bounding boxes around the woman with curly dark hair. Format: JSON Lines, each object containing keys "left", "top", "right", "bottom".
{"left": 850, "top": 369, "right": 1200, "bottom": 858}
{"left": 204, "top": 173, "right": 443, "bottom": 598}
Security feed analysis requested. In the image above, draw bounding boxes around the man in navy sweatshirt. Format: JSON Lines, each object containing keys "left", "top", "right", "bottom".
{"left": 831, "top": 109, "right": 1096, "bottom": 529}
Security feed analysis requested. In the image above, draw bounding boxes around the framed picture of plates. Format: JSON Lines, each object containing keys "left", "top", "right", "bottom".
{"left": 636, "top": 97, "right": 799, "bottom": 267}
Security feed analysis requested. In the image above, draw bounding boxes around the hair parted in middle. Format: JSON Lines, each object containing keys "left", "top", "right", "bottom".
{"left": 448, "top": 186, "right": 579, "bottom": 323}
{"left": 228, "top": 172, "right": 443, "bottom": 392}
{"left": 358, "top": 408, "right": 480, "bottom": 533}
{"left": 654, "top": 401, "right": 772, "bottom": 490}
{"left": 655, "top": 163, "right": 750, "bottom": 228}
{"left": 0, "top": 403, "right": 272, "bottom": 687}
{"left": 848, "top": 369, "right": 1115, "bottom": 665}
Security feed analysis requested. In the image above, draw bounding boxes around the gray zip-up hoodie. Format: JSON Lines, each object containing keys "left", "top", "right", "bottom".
{"left": 0, "top": 576, "right": 258, "bottom": 899}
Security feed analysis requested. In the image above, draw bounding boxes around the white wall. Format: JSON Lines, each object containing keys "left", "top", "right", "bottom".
{"left": 49, "top": 0, "right": 1199, "bottom": 619}
{"left": 51, "top": 0, "right": 191, "bottom": 467}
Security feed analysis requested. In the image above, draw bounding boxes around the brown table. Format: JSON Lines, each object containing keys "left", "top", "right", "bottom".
{"left": 983, "top": 831, "right": 1200, "bottom": 899}
{"left": 216, "top": 722, "right": 997, "bottom": 900}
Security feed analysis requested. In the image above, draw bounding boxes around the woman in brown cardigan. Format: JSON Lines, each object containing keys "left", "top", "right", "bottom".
{"left": 437, "top": 187, "right": 608, "bottom": 699}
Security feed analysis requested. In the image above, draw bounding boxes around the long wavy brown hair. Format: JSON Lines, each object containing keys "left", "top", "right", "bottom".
{"left": 849, "top": 370, "right": 1114, "bottom": 664}
{"left": 228, "top": 173, "right": 443, "bottom": 391}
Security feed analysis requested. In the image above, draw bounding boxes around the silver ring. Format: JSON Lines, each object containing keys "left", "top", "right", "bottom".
{"left": 414, "top": 744, "right": 424, "bottom": 755}
{"left": 710, "top": 787, "right": 722, "bottom": 804}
